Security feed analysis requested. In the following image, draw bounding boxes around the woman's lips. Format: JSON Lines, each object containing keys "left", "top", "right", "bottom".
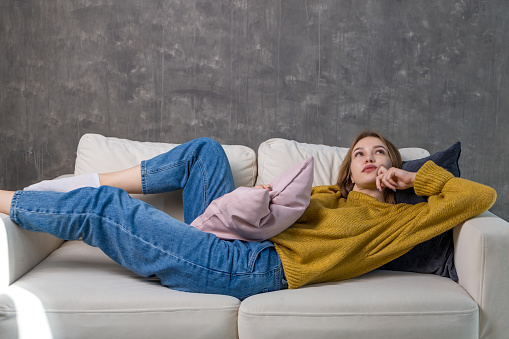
{"left": 363, "top": 165, "right": 377, "bottom": 172}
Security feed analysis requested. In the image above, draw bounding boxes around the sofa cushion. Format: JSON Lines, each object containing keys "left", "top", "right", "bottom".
{"left": 0, "top": 241, "right": 240, "bottom": 339}
{"left": 190, "top": 157, "right": 314, "bottom": 241}
{"left": 256, "top": 138, "right": 429, "bottom": 186}
{"left": 75, "top": 133, "right": 257, "bottom": 187}
{"left": 238, "top": 271, "right": 478, "bottom": 339}
{"left": 74, "top": 134, "right": 257, "bottom": 221}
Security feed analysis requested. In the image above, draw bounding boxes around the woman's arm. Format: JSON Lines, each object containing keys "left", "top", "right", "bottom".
{"left": 368, "top": 161, "right": 496, "bottom": 260}
{"left": 389, "top": 161, "right": 496, "bottom": 248}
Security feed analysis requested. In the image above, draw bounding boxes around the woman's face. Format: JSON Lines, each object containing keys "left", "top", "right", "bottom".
{"left": 350, "top": 136, "right": 392, "bottom": 191}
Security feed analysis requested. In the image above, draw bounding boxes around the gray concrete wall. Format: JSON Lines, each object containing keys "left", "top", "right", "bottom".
{"left": 1, "top": 0, "right": 508, "bottom": 220}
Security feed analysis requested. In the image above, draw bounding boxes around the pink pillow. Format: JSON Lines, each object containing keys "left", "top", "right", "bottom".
{"left": 190, "top": 157, "right": 314, "bottom": 241}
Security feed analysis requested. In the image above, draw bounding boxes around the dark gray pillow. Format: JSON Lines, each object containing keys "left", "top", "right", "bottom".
{"left": 379, "top": 142, "right": 461, "bottom": 281}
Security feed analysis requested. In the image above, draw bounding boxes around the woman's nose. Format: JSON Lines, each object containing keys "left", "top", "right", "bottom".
{"left": 366, "top": 155, "right": 374, "bottom": 162}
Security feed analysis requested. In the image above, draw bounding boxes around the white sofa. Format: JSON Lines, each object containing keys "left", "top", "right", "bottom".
{"left": 1, "top": 134, "right": 508, "bottom": 339}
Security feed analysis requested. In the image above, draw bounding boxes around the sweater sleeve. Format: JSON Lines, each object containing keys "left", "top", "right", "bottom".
{"left": 415, "top": 160, "right": 496, "bottom": 212}
{"left": 413, "top": 160, "right": 454, "bottom": 197}
{"left": 369, "top": 161, "right": 497, "bottom": 258}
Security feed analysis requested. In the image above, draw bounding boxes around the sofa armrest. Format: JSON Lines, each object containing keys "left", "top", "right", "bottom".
{"left": 0, "top": 213, "right": 64, "bottom": 288}
{"left": 453, "top": 211, "right": 509, "bottom": 339}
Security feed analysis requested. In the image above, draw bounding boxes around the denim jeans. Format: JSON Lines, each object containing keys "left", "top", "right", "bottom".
{"left": 10, "top": 137, "right": 287, "bottom": 300}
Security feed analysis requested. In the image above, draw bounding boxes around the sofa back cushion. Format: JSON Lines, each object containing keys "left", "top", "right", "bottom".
{"left": 73, "top": 135, "right": 428, "bottom": 222}
{"left": 256, "top": 138, "right": 429, "bottom": 186}
{"left": 74, "top": 134, "right": 257, "bottom": 220}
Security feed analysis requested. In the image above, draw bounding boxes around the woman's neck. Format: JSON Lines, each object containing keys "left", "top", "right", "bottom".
{"left": 352, "top": 186, "right": 384, "bottom": 202}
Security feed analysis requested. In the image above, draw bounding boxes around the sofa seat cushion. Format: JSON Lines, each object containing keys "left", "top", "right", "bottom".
{"left": 0, "top": 241, "right": 240, "bottom": 339}
{"left": 238, "top": 270, "right": 478, "bottom": 339}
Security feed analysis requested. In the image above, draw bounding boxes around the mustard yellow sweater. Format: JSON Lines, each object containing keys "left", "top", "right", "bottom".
{"left": 270, "top": 161, "right": 497, "bottom": 289}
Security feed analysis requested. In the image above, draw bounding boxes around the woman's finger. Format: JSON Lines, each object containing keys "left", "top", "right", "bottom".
{"left": 254, "top": 184, "right": 272, "bottom": 191}
{"left": 376, "top": 166, "right": 387, "bottom": 192}
{"left": 384, "top": 169, "right": 399, "bottom": 190}
{"left": 382, "top": 177, "right": 397, "bottom": 191}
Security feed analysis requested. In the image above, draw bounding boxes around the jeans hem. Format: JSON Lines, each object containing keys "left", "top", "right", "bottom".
{"left": 10, "top": 190, "right": 23, "bottom": 224}
{"left": 140, "top": 160, "right": 148, "bottom": 194}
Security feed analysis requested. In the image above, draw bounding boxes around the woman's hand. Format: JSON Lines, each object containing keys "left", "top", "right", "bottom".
{"left": 253, "top": 184, "right": 273, "bottom": 191}
{"left": 376, "top": 166, "right": 416, "bottom": 193}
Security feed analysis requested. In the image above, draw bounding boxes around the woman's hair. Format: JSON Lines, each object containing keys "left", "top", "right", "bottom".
{"left": 336, "top": 130, "right": 402, "bottom": 204}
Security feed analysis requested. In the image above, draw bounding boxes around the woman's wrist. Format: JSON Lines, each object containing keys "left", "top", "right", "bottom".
{"left": 408, "top": 172, "right": 416, "bottom": 187}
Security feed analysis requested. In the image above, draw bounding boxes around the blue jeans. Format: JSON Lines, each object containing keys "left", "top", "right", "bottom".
{"left": 10, "top": 137, "right": 287, "bottom": 300}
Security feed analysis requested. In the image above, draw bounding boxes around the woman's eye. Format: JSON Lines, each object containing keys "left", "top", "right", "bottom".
{"left": 376, "top": 149, "right": 385, "bottom": 155}
{"left": 354, "top": 152, "right": 363, "bottom": 157}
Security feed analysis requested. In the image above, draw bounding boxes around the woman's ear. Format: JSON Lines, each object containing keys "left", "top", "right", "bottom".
{"left": 350, "top": 176, "right": 354, "bottom": 184}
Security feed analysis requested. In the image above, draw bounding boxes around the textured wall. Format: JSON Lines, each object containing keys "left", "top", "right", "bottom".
{"left": 1, "top": 0, "right": 508, "bottom": 220}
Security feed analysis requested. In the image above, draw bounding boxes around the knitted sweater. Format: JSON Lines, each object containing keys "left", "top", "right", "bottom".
{"left": 270, "top": 161, "right": 497, "bottom": 289}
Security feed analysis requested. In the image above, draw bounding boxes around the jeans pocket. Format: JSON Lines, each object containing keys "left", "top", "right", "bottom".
{"left": 247, "top": 241, "right": 276, "bottom": 272}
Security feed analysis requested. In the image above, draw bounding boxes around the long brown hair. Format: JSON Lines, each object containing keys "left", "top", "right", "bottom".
{"left": 336, "top": 131, "right": 402, "bottom": 204}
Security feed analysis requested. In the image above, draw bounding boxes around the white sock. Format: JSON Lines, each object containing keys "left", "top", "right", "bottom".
{"left": 24, "top": 173, "right": 101, "bottom": 192}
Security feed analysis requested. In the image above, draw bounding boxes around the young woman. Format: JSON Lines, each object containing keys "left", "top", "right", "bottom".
{"left": 0, "top": 132, "right": 497, "bottom": 299}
